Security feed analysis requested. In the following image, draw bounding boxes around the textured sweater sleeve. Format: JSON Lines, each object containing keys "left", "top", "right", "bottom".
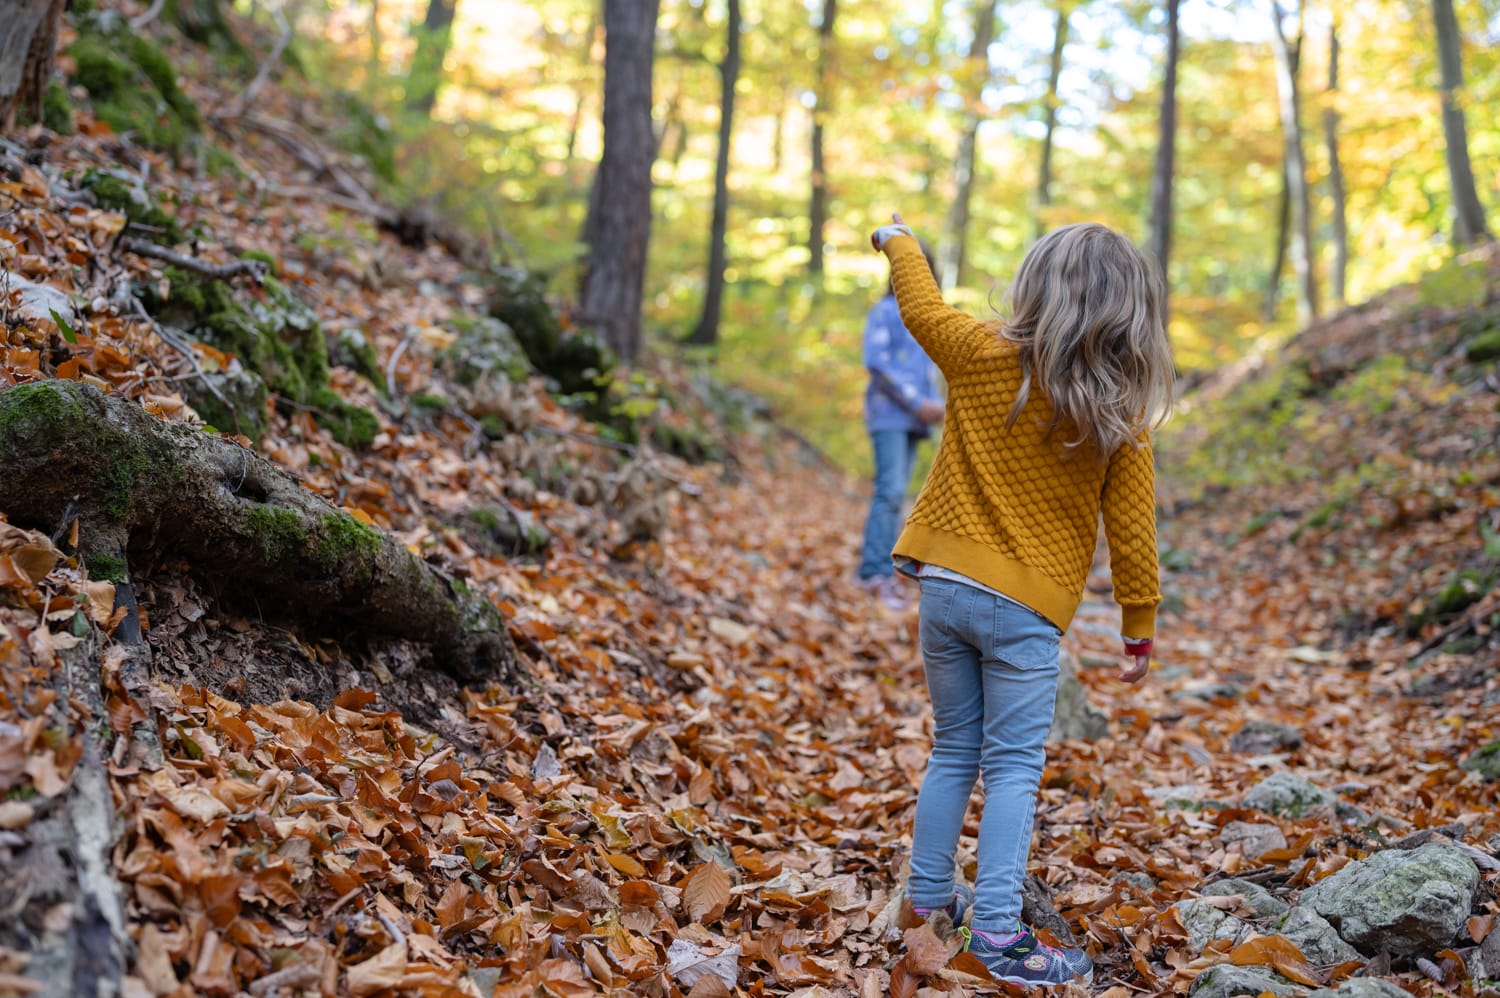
{"left": 885, "top": 235, "right": 992, "bottom": 378}
{"left": 1100, "top": 432, "right": 1162, "bottom": 638}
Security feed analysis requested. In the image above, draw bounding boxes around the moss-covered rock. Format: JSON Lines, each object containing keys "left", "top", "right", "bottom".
{"left": 1463, "top": 741, "right": 1500, "bottom": 781}
{"left": 1465, "top": 326, "right": 1500, "bottom": 364}
{"left": 143, "top": 271, "right": 378, "bottom": 447}
{"left": 328, "top": 327, "right": 386, "bottom": 394}
{"left": 82, "top": 170, "right": 183, "bottom": 245}
{"left": 486, "top": 268, "right": 614, "bottom": 398}
{"left": 68, "top": 13, "right": 200, "bottom": 155}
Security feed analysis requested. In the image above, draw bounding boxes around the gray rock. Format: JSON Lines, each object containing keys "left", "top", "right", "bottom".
{"left": 1300, "top": 844, "right": 1479, "bottom": 957}
{"left": 1173, "top": 899, "right": 1254, "bottom": 953}
{"left": 1229, "top": 720, "right": 1304, "bottom": 755}
{"left": 1170, "top": 679, "right": 1243, "bottom": 702}
{"left": 1189, "top": 964, "right": 1298, "bottom": 998}
{"left": 1242, "top": 772, "right": 1335, "bottom": 817}
{"left": 1306, "top": 980, "right": 1411, "bottom": 998}
{"left": 1048, "top": 649, "right": 1109, "bottom": 742}
{"left": 1335, "top": 801, "right": 1372, "bottom": 826}
{"left": 1221, "top": 821, "right": 1289, "bottom": 859}
{"left": 1277, "top": 906, "right": 1361, "bottom": 966}
{"left": 1200, "top": 878, "right": 1290, "bottom": 919}
{"left": 1462, "top": 741, "right": 1500, "bottom": 781}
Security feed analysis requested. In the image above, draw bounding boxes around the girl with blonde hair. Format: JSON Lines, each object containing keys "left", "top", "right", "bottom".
{"left": 869, "top": 214, "right": 1175, "bottom": 987}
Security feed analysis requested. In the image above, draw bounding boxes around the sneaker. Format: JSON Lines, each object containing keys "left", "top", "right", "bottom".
{"left": 961, "top": 925, "right": 1093, "bottom": 987}
{"left": 912, "top": 883, "right": 974, "bottom": 927}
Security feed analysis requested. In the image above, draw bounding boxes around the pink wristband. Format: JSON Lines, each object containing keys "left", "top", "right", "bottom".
{"left": 1123, "top": 637, "right": 1153, "bottom": 657}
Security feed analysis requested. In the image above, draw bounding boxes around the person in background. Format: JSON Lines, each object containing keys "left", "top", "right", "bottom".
{"left": 858, "top": 245, "right": 944, "bottom": 610}
{"left": 869, "top": 213, "right": 1174, "bottom": 987}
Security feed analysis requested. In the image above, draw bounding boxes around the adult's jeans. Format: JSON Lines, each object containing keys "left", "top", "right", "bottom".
{"left": 858, "top": 429, "right": 921, "bottom": 581}
{"left": 908, "top": 578, "right": 1061, "bottom": 934}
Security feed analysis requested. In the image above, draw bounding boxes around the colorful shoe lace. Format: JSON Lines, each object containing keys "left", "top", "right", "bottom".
{"left": 960, "top": 925, "right": 1094, "bottom": 987}
{"left": 911, "top": 883, "right": 974, "bottom": 926}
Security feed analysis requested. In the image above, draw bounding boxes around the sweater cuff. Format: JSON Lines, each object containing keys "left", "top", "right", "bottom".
{"left": 1120, "top": 603, "right": 1157, "bottom": 640}
{"left": 1123, "top": 636, "right": 1154, "bottom": 658}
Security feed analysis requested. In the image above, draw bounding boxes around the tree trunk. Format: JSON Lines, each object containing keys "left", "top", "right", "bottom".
{"left": 939, "top": 0, "right": 997, "bottom": 293}
{"left": 0, "top": 381, "right": 516, "bottom": 683}
{"left": 0, "top": 0, "right": 65, "bottom": 132}
{"left": 1431, "top": 0, "right": 1491, "bottom": 246}
{"left": 405, "top": 0, "right": 458, "bottom": 118}
{"left": 807, "top": 0, "right": 836, "bottom": 278}
{"left": 688, "top": 0, "right": 740, "bottom": 348}
{"left": 577, "top": 0, "right": 660, "bottom": 364}
{"left": 1035, "top": 1, "right": 1071, "bottom": 242}
{"left": 1322, "top": 17, "right": 1347, "bottom": 306}
{"left": 1263, "top": 160, "right": 1291, "bottom": 321}
{"left": 1271, "top": 0, "right": 1318, "bottom": 325}
{"left": 1146, "top": 0, "right": 1180, "bottom": 303}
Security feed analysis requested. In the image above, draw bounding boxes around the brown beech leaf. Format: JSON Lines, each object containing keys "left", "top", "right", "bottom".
{"left": 683, "top": 861, "right": 732, "bottom": 924}
{"left": 888, "top": 957, "right": 919, "bottom": 998}
{"left": 901, "top": 922, "right": 959, "bottom": 976}
{"left": 346, "top": 942, "right": 407, "bottom": 997}
{"left": 1227, "top": 934, "right": 1323, "bottom": 987}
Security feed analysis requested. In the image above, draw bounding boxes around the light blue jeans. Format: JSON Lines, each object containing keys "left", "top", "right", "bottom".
{"left": 908, "top": 577, "right": 1062, "bottom": 934}
{"left": 858, "top": 429, "right": 922, "bottom": 581}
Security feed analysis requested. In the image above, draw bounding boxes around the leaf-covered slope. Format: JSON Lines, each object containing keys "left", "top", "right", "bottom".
{"left": 3, "top": 7, "right": 1500, "bottom": 998}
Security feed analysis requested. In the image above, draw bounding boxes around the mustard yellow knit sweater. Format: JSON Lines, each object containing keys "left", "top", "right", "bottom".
{"left": 885, "top": 234, "right": 1161, "bottom": 638}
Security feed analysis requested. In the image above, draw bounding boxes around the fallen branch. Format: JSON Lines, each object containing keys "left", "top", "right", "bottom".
{"left": 1410, "top": 591, "right": 1500, "bottom": 661}
{"left": 119, "top": 236, "right": 269, "bottom": 281}
{"left": 227, "top": 1, "right": 296, "bottom": 119}
{"left": 129, "top": 0, "right": 166, "bottom": 30}
{"left": 0, "top": 380, "right": 517, "bottom": 683}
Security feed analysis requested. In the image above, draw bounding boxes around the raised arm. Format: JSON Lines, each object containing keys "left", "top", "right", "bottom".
{"left": 871, "top": 222, "right": 994, "bottom": 379}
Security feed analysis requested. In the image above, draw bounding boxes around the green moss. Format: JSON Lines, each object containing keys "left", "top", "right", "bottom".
{"left": 103, "top": 445, "right": 156, "bottom": 518}
{"left": 308, "top": 387, "right": 379, "bottom": 448}
{"left": 410, "top": 392, "right": 450, "bottom": 413}
{"left": 1463, "top": 741, "right": 1500, "bottom": 781}
{"left": 85, "top": 553, "right": 128, "bottom": 584}
{"left": 41, "top": 80, "right": 74, "bottom": 133}
{"left": 83, "top": 172, "right": 182, "bottom": 244}
{"left": 315, "top": 512, "right": 382, "bottom": 571}
{"left": 329, "top": 328, "right": 386, "bottom": 394}
{"left": 68, "top": 17, "right": 199, "bottom": 156}
{"left": 0, "top": 381, "right": 88, "bottom": 446}
{"left": 1466, "top": 327, "right": 1500, "bottom": 364}
{"left": 245, "top": 506, "right": 306, "bottom": 562}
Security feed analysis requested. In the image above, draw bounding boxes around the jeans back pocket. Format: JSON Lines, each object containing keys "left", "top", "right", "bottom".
{"left": 993, "top": 599, "right": 1061, "bottom": 670}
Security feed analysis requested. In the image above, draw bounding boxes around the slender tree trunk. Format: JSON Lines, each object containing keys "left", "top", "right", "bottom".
{"left": 405, "top": 0, "right": 458, "bottom": 117}
{"left": 1264, "top": 161, "right": 1290, "bottom": 321}
{"left": 772, "top": 87, "right": 787, "bottom": 174}
{"left": 688, "top": 0, "right": 740, "bottom": 347}
{"left": 1035, "top": 1, "right": 1071, "bottom": 242}
{"left": 1431, "top": 0, "right": 1491, "bottom": 246}
{"left": 1323, "top": 17, "right": 1347, "bottom": 306}
{"left": 578, "top": 0, "right": 660, "bottom": 364}
{"left": 1146, "top": 0, "right": 1180, "bottom": 301}
{"left": 564, "top": 8, "right": 600, "bottom": 164}
{"left": 0, "top": 0, "right": 65, "bottom": 132}
{"left": 940, "top": 0, "right": 997, "bottom": 292}
{"left": 1271, "top": 0, "right": 1318, "bottom": 325}
{"left": 807, "top": 0, "right": 836, "bottom": 278}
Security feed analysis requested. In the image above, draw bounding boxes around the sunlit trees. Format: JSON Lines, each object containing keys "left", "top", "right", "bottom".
{"left": 406, "top": 0, "right": 459, "bottom": 117}
{"left": 938, "top": 0, "right": 998, "bottom": 292}
{"left": 1034, "top": 0, "right": 1073, "bottom": 241}
{"left": 1270, "top": 0, "right": 1318, "bottom": 325}
{"left": 688, "top": 0, "right": 740, "bottom": 348}
{"left": 1322, "top": 15, "right": 1347, "bottom": 307}
{"left": 807, "top": 0, "right": 836, "bottom": 278}
{"left": 1431, "top": 0, "right": 1490, "bottom": 247}
{"left": 578, "top": 0, "right": 661, "bottom": 364}
{"left": 1146, "top": 0, "right": 1180, "bottom": 299}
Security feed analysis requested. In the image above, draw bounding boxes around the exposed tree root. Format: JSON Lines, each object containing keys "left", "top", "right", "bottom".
{"left": 0, "top": 380, "right": 516, "bottom": 684}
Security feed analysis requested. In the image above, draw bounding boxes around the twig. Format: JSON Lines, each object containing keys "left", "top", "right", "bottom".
{"left": 119, "top": 236, "right": 268, "bottom": 282}
{"left": 1411, "top": 591, "right": 1500, "bottom": 661}
{"left": 129, "top": 0, "right": 167, "bottom": 30}
{"left": 383, "top": 329, "right": 414, "bottom": 399}
{"left": 226, "top": 3, "right": 297, "bottom": 119}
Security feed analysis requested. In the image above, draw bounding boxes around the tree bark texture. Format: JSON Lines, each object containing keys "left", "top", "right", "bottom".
{"left": 1146, "top": 0, "right": 1180, "bottom": 302}
{"left": 806, "top": 0, "right": 836, "bottom": 278}
{"left": 0, "top": 628, "right": 131, "bottom": 998}
{"left": 578, "top": 0, "right": 660, "bottom": 364}
{"left": 1431, "top": 0, "right": 1491, "bottom": 246}
{"left": 1322, "top": 18, "right": 1348, "bottom": 306}
{"left": 939, "top": 0, "right": 997, "bottom": 293}
{"left": 1034, "top": 1, "right": 1071, "bottom": 242}
{"left": 0, "top": 381, "right": 516, "bottom": 683}
{"left": 1271, "top": 0, "right": 1318, "bottom": 325}
{"left": 688, "top": 0, "right": 740, "bottom": 347}
{"left": 0, "top": 0, "right": 64, "bottom": 132}
{"left": 405, "top": 0, "right": 458, "bottom": 117}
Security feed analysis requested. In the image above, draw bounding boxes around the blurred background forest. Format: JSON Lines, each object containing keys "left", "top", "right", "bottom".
{"left": 112, "top": 0, "right": 1500, "bottom": 471}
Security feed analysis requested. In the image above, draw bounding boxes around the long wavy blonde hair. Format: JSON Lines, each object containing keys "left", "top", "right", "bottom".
{"left": 1000, "top": 223, "right": 1175, "bottom": 455}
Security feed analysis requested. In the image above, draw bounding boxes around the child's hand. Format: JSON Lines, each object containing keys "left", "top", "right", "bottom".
{"left": 1120, "top": 636, "right": 1152, "bottom": 683}
{"left": 870, "top": 212, "right": 914, "bottom": 252}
